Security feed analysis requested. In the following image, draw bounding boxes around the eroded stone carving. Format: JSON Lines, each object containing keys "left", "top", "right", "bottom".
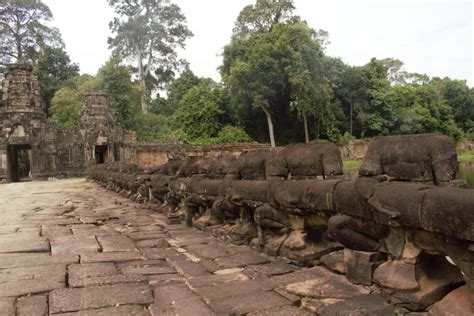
{"left": 88, "top": 134, "right": 473, "bottom": 313}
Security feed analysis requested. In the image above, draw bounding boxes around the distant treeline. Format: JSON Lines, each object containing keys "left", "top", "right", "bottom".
{"left": 1, "top": 0, "right": 472, "bottom": 145}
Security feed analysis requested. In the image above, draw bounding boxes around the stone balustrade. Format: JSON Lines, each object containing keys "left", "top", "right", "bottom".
{"left": 87, "top": 133, "right": 473, "bottom": 313}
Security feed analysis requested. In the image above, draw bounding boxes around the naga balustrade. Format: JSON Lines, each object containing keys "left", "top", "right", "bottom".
{"left": 88, "top": 133, "right": 473, "bottom": 312}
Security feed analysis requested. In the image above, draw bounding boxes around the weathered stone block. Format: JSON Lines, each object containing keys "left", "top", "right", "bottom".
{"left": 321, "top": 250, "right": 346, "bottom": 274}
{"left": 16, "top": 295, "right": 48, "bottom": 316}
{"left": 428, "top": 285, "right": 472, "bottom": 316}
{"left": 316, "top": 294, "right": 407, "bottom": 316}
{"left": 344, "top": 249, "right": 386, "bottom": 285}
{"left": 49, "top": 283, "right": 153, "bottom": 313}
{"left": 374, "top": 260, "right": 419, "bottom": 292}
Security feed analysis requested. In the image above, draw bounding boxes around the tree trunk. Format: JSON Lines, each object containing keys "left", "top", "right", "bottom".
{"left": 303, "top": 113, "right": 309, "bottom": 144}
{"left": 16, "top": 37, "right": 22, "bottom": 60}
{"left": 136, "top": 46, "right": 148, "bottom": 113}
{"left": 350, "top": 100, "right": 353, "bottom": 136}
{"left": 262, "top": 107, "right": 276, "bottom": 148}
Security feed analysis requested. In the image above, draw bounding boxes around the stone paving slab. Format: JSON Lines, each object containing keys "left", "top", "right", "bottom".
{"left": 56, "top": 304, "right": 149, "bottom": 316}
{"left": 140, "top": 248, "right": 166, "bottom": 260}
{"left": 126, "top": 231, "right": 168, "bottom": 241}
{"left": 248, "top": 305, "right": 313, "bottom": 316}
{"left": 208, "top": 290, "right": 291, "bottom": 314}
{"left": 68, "top": 263, "right": 121, "bottom": 287}
{"left": 314, "top": 294, "right": 404, "bottom": 315}
{"left": 71, "top": 273, "right": 148, "bottom": 288}
{"left": 135, "top": 238, "right": 169, "bottom": 248}
{"left": 0, "top": 253, "right": 78, "bottom": 268}
{"left": 271, "top": 266, "right": 333, "bottom": 286}
{"left": 80, "top": 251, "right": 145, "bottom": 263}
{"left": 0, "top": 233, "right": 50, "bottom": 253}
{"left": 187, "top": 272, "right": 248, "bottom": 288}
{"left": 42, "top": 225, "right": 72, "bottom": 238}
{"left": 285, "top": 274, "right": 371, "bottom": 299}
{"left": 184, "top": 243, "right": 231, "bottom": 260}
{"left": 0, "top": 264, "right": 66, "bottom": 283}
{"left": 150, "top": 297, "right": 214, "bottom": 315}
{"left": 121, "top": 265, "right": 177, "bottom": 275}
{"left": 214, "top": 251, "right": 270, "bottom": 268}
{"left": 70, "top": 225, "right": 115, "bottom": 236}
{"left": 245, "top": 261, "right": 299, "bottom": 277}
{"left": 49, "top": 283, "right": 153, "bottom": 313}
{"left": 16, "top": 295, "right": 48, "bottom": 316}
{"left": 50, "top": 235, "right": 100, "bottom": 256}
{"left": 96, "top": 235, "right": 137, "bottom": 252}
{"left": 0, "top": 278, "right": 65, "bottom": 297}
{"left": 195, "top": 278, "right": 277, "bottom": 301}
{"left": 0, "top": 297, "right": 15, "bottom": 315}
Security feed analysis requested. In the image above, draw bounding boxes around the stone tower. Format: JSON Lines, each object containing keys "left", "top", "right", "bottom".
{"left": 79, "top": 90, "right": 116, "bottom": 129}
{"left": 0, "top": 64, "right": 44, "bottom": 113}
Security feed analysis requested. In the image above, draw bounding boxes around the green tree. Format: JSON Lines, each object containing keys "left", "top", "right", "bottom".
{"left": 233, "top": 0, "right": 296, "bottom": 38}
{"left": 380, "top": 58, "right": 409, "bottom": 85}
{"left": 286, "top": 23, "right": 332, "bottom": 142}
{"left": 167, "top": 68, "right": 201, "bottom": 109}
{"left": 0, "top": 0, "right": 62, "bottom": 63}
{"left": 431, "top": 77, "right": 474, "bottom": 133}
{"left": 172, "top": 81, "right": 222, "bottom": 141}
{"left": 49, "top": 87, "right": 80, "bottom": 129}
{"left": 214, "top": 126, "right": 253, "bottom": 143}
{"left": 222, "top": 22, "right": 329, "bottom": 146}
{"left": 334, "top": 58, "right": 394, "bottom": 138}
{"left": 95, "top": 58, "right": 141, "bottom": 129}
{"left": 132, "top": 112, "right": 183, "bottom": 142}
{"left": 107, "top": 0, "right": 193, "bottom": 112}
{"left": 34, "top": 46, "right": 79, "bottom": 112}
{"left": 49, "top": 75, "right": 99, "bottom": 129}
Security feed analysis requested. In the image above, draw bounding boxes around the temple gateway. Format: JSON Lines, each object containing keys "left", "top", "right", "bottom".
{"left": 0, "top": 64, "right": 137, "bottom": 183}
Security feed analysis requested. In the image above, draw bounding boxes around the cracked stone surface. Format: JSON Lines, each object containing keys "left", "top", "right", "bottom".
{"left": 0, "top": 178, "right": 446, "bottom": 315}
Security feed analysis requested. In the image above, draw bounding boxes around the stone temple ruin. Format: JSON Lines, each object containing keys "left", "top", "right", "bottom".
{"left": 0, "top": 64, "right": 136, "bottom": 183}
{"left": 0, "top": 62, "right": 473, "bottom": 313}
{"left": 89, "top": 134, "right": 473, "bottom": 313}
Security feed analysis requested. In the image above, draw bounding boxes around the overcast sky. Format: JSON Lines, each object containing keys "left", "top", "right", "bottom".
{"left": 42, "top": 0, "right": 473, "bottom": 86}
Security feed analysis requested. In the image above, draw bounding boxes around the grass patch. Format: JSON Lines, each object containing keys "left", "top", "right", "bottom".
{"left": 343, "top": 159, "right": 362, "bottom": 172}
{"left": 459, "top": 151, "right": 474, "bottom": 162}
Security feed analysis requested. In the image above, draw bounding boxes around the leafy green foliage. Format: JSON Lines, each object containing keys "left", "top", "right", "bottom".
{"left": 172, "top": 81, "right": 223, "bottom": 140}
{"left": 222, "top": 20, "right": 334, "bottom": 145}
{"left": 233, "top": 0, "right": 296, "bottom": 38}
{"left": 49, "top": 75, "right": 100, "bottom": 129}
{"left": 132, "top": 112, "right": 181, "bottom": 142}
{"left": 214, "top": 126, "right": 253, "bottom": 143}
{"left": 166, "top": 68, "right": 201, "bottom": 112}
{"left": 49, "top": 87, "right": 80, "bottom": 129}
{"left": 107, "top": 0, "right": 192, "bottom": 111}
{"left": 0, "top": 0, "right": 62, "bottom": 62}
{"left": 34, "top": 46, "right": 79, "bottom": 112}
{"left": 95, "top": 58, "right": 141, "bottom": 129}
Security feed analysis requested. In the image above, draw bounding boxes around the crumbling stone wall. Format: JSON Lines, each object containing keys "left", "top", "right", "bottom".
{"left": 89, "top": 134, "right": 473, "bottom": 313}
{"left": 0, "top": 64, "right": 136, "bottom": 182}
{"left": 137, "top": 142, "right": 271, "bottom": 169}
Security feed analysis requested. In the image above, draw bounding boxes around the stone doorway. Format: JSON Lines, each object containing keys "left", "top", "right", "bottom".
{"left": 94, "top": 145, "right": 108, "bottom": 164}
{"left": 7, "top": 144, "right": 32, "bottom": 182}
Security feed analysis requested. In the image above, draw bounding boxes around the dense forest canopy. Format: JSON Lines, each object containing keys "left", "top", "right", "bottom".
{"left": 1, "top": 0, "right": 473, "bottom": 144}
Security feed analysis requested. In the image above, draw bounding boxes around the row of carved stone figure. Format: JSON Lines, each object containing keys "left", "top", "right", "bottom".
{"left": 88, "top": 133, "right": 473, "bottom": 312}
